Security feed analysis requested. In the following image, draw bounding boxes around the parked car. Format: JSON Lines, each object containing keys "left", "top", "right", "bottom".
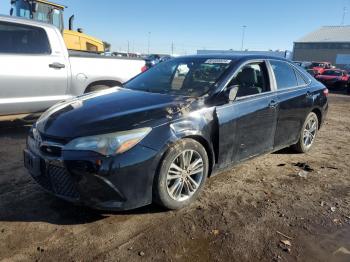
{"left": 293, "top": 61, "right": 312, "bottom": 69}
{"left": 144, "top": 54, "right": 173, "bottom": 71}
{"left": 310, "top": 61, "right": 332, "bottom": 75}
{"left": 315, "top": 69, "right": 350, "bottom": 89}
{"left": 0, "top": 15, "right": 145, "bottom": 120}
{"left": 24, "top": 55, "right": 328, "bottom": 211}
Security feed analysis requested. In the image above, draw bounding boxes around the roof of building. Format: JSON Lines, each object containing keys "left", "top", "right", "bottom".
{"left": 295, "top": 26, "right": 350, "bottom": 43}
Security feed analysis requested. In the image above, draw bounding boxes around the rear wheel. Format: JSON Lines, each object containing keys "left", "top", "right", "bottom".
{"left": 292, "top": 112, "right": 319, "bottom": 153}
{"left": 153, "top": 139, "right": 209, "bottom": 210}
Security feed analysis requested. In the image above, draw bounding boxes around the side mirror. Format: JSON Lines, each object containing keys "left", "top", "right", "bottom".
{"left": 227, "top": 85, "right": 239, "bottom": 101}
{"left": 10, "top": 8, "right": 14, "bottom": 16}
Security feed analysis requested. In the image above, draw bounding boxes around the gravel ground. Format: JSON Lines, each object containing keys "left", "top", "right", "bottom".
{"left": 0, "top": 93, "right": 349, "bottom": 262}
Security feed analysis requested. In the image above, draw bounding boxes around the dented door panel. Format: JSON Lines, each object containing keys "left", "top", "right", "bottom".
{"left": 216, "top": 92, "right": 277, "bottom": 168}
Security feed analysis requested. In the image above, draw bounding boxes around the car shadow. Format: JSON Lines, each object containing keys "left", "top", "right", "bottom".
{"left": 273, "top": 147, "right": 298, "bottom": 155}
{"left": 0, "top": 121, "right": 31, "bottom": 138}
{"left": 0, "top": 189, "right": 165, "bottom": 226}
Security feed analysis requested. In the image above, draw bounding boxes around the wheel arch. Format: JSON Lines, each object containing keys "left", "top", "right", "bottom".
{"left": 84, "top": 80, "right": 122, "bottom": 93}
{"left": 179, "top": 135, "right": 215, "bottom": 178}
{"left": 311, "top": 107, "right": 322, "bottom": 129}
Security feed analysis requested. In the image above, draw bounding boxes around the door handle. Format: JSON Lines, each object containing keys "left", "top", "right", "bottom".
{"left": 269, "top": 100, "right": 278, "bottom": 108}
{"left": 49, "top": 62, "right": 65, "bottom": 69}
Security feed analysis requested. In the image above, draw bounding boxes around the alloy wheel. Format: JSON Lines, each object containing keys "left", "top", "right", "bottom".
{"left": 166, "top": 150, "right": 204, "bottom": 202}
{"left": 303, "top": 116, "right": 318, "bottom": 148}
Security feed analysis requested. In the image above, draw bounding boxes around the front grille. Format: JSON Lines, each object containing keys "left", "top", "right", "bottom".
{"left": 31, "top": 162, "right": 80, "bottom": 199}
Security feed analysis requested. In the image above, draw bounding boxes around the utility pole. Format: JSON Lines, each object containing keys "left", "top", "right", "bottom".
{"left": 171, "top": 41, "right": 174, "bottom": 55}
{"left": 341, "top": 6, "right": 347, "bottom": 25}
{"left": 241, "top": 25, "right": 247, "bottom": 51}
{"left": 147, "top": 32, "right": 151, "bottom": 55}
{"left": 127, "top": 40, "right": 130, "bottom": 55}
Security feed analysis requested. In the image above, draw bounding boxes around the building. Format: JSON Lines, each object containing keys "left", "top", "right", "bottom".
{"left": 293, "top": 26, "right": 350, "bottom": 69}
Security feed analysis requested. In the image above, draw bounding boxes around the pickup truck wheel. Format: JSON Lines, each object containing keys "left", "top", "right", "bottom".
{"left": 153, "top": 139, "right": 208, "bottom": 210}
{"left": 292, "top": 112, "right": 319, "bottom": 153}
{"left": 85, "top": 85, "right": 110, "bottom": 93}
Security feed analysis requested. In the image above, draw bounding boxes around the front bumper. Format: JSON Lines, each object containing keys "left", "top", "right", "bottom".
{"left": 24, "top": 138, "right": 160, "bottom": 211}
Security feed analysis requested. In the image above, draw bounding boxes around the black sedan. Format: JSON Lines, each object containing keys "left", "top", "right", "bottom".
{"left": 24, "top": 55, "right": 328, "bottom": 210}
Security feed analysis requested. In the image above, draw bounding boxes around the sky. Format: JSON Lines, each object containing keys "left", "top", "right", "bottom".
{"left": 1, "top": 0, "right": 350, "bottom": 54}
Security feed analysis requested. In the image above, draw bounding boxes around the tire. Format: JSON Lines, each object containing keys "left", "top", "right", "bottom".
{"left": 85, "top": 85, "right": 110, "bottom": 93}
{"left": 153, "top": 138, "right": 209, "bottom": 210}
{"left": 292, "top": 112, "right": 319, "bottom": 153}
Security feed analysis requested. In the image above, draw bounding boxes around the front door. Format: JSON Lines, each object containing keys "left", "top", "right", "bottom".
{"left": 216, "top": 60, "right": 278, "bottom": 168}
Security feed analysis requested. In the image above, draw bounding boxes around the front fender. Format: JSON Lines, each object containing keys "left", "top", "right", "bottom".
{"left": 140, "top": 107, "right": 218, "bottom": 176}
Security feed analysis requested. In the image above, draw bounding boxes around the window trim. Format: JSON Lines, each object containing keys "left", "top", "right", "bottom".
{"left": 0, "top": 21, "right": 52, "bottom": 56}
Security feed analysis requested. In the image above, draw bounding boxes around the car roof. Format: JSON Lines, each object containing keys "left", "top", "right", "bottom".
{"left": 175, "top": 54, "right": 290, "bottom": 62}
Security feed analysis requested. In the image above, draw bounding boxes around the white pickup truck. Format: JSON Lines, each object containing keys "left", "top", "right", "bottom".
{"left": 0, "top": 15, "right": 145, "bottom": 120}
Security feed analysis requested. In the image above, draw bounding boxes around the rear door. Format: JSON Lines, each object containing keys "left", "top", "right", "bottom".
{"left": 216, "top": 60, "right": 278, "bottom": 168}
{"left": 269, "top": 60, "right": 313, "bottom": 149}
{"left": 0, "top": 21, "right": 69, "bottom": 116}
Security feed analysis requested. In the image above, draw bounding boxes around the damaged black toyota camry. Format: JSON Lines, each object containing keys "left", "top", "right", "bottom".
{"left": 24, "top": 55, "right": 328, "bottom": 210}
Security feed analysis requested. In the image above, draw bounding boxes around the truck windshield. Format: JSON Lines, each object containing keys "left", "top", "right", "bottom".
{"left": 13, "top": 0, "right": 64, "bottom": 31}
{"left": 124, "top": 58, "right": 233, "bottom": 97}
{"left": 311, "top": 63, "right": 325, "bottom": 68}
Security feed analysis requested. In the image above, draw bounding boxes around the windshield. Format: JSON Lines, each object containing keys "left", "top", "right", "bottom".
{"left": 311, "top": 63, "right": 325, "bottom": 68}
{"left": 14, "top": 0, "right": 64, "bottom": 31}
{"left": 125, "top": 58, "right": 233, "bottom": 97}
{"left": 322, "top": 70, "right": 342, "bottom": 76}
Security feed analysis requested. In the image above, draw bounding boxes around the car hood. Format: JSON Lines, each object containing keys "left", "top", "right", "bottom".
{"left": 36, "top": 88, "right": 193, "bottom": 139}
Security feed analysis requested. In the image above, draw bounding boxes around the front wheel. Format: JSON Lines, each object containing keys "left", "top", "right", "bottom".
{"left": 153, "top": 139, "right": 209, "bottom": 210}
{"left": 292, "top": 112, "right": 319, "bottom": 153}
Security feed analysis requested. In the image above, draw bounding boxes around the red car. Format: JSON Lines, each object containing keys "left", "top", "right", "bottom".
{"left": 315, "top": 69, "right": 350, "bottom": 89}
{"left": 310, "top": 62, "right": 332, "bottom": 75}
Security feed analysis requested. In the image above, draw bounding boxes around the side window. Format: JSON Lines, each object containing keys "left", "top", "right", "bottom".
{"left": 228, "top": 62, "right": 270, "bottom": 98}
{"left": 294, "top": 69, "right": 308, "bottom": 86}
{"left": 270, "top": 60, "right": 298, "bottom": 89}
{"left": 0, "top": 22, "right": 51, "bottom": 54}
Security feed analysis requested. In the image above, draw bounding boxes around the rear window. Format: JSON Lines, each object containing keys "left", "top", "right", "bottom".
{"left": 294, "top": 69, "right": 308, "bottom": 86}
{"left": 0, "top": 21, "right": 51, "bottom": 54}
{"left": 270, "top": 60, "right": 298, "bottom": 89}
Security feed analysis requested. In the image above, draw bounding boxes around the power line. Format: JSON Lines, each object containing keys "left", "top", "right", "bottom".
{"left": 341, "top": 6, "right": 347, "bottom": 25}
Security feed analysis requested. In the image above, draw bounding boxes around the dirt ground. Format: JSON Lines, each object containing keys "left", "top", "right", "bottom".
{"left": 0, "top": 93, "right": 349, "bottom": 262}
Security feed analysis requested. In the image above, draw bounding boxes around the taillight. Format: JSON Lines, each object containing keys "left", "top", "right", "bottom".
{"left": 141, "top": 65, "right": 148, "bottom": 72}
{"left": 323, "top": 88, "right": 329, "bottom": 97}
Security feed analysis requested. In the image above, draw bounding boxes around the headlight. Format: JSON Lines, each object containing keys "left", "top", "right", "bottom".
{"left": 64, "top": 127, "right": 152, "bottom": 156}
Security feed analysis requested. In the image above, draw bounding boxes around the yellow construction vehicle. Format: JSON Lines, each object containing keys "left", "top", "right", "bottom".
{"left": 10, "top": 0, "right": 105, "bottom": 52}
